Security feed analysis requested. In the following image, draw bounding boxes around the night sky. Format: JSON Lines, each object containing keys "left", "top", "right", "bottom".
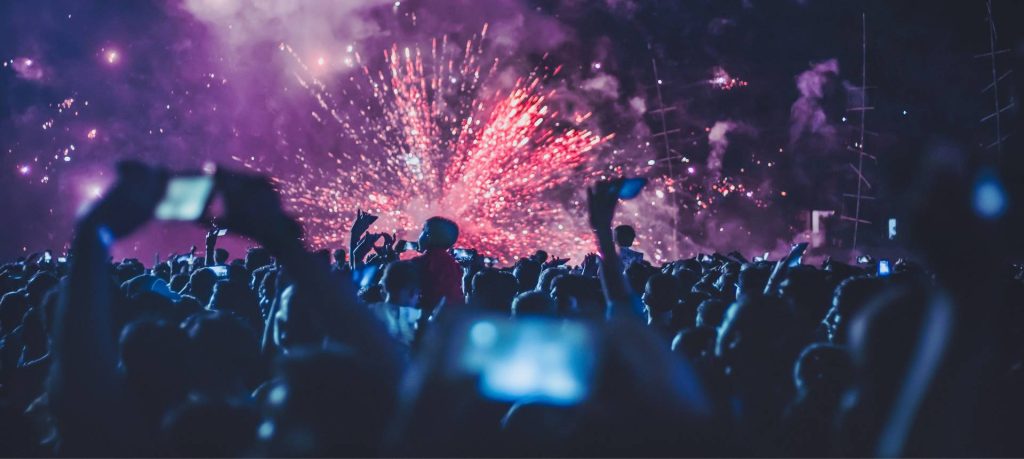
{"left": 1, "top": 0, "right": 1021, "bottom": 262}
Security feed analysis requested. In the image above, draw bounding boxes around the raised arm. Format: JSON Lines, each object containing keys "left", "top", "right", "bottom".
{"left": 204, "top": 228, "right": 218, "bottom": 266}
{"left": 51, "top": 161, "right": 167, "bottom": 455}
{"left": 348, "top": 209, "right": 378, "bottom": 269}
{"left": 217, "top": 171, "right": 403, "bottom": 379}
{"left": 586, "top": 179, "right": 645, "bottom": 320}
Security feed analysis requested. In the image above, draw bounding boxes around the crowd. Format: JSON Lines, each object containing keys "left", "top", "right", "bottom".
{"left": 0, "top": 161, "right": 1022, "bottom": 457}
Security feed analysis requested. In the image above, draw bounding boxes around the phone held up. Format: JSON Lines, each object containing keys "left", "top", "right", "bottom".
{"left": 447, "top": 314, "right": 598, "bottom": 406}
{"left": 154, "top": 172, "right": 216, "bottom": 221}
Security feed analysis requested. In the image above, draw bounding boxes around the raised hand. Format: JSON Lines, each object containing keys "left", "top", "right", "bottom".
{"left": 586, "top": 179, "right": 621, "bottom": 232}
{"left": 352, "top": 209, "right": 379, "bottom": 235}
{"left": 205, "top": 228, "right": 219, "bottom": 248}
{"left": 543, "top": 256, "right": 570, "bottom": 270}
{"left": 80, "top": 160, "right": 168, "bottom": 238}
{"left": 581, "top": 252, "right": 600, "bottom": 277}
{"left": 215, "top": 168, "right": 302, "bottom": 250}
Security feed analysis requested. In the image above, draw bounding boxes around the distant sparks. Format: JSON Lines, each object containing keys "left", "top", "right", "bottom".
{"left": 255, "top": 26, "right": 613, "bottom": 261}
{"left": 709, "top": 66, "right": 748, "bottom": 91}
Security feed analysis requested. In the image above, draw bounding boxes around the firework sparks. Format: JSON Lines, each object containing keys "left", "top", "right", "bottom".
{"left": 256, "top": 27, "right": 613, "bottom": 262}
{"left": 709, "top": 66, "right": 748, "bottom": 91}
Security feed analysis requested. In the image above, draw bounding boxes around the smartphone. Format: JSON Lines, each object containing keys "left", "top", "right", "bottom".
{"left": 57, "top": 256, "right": 67, "bottom": 263}
{"left": 762, "top": 251, "right": 770, "bottom": 261}
{"left": 453, "top": 248, "right": 475, "bottom": 261}
{"left": 42, "top": 251, "right": 52, "bottom": 263}
{"left": 208, "top": 265, "right": 229, "bottom": 277}
{"left": 154, "top": 175, "right": 215, "bottom": 221}
{"left": 857, "top": 255, "right": 870, "bottom": 264}
{"left": 402, "top": 240, "right": 419, "bottom": 252}
{"left": 451, "top": 316, "right": 597, "bottom": 405}
{"left": 617, "top": 177, "right": 648, "bottom": 200}
{"left": 877, "top": 259, "right": 891, "bottom": 277}
{"left": 215, "top": 228, "right": 228, "bottom": 237}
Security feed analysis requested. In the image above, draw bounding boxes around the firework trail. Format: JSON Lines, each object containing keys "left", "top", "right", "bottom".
{"left": 242, "top": 27, "right": 613, "bottom": 262}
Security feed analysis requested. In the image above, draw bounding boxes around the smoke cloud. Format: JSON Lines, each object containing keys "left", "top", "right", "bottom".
{"left": 789, "top": 58, "right": 839, "bottom": 144}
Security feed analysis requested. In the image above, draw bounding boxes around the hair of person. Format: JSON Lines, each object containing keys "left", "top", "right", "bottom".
{"left": 613, "top": 225, "right": 637, "bottom": 247}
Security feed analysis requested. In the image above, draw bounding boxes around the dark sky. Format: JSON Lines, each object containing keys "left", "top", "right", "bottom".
{"left": 1, "top": 0, "right": 1020, "bottom": 261}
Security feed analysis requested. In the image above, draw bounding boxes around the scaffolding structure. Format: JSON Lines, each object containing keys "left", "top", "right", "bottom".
{"left": 840, "top": 13, "right": 876, "bottom": 250}
{"left": 977, "top": 0, "right": 1013, "bottom": 157}
{"left": 648, "top": 57, "right": 682, "bottom": 249}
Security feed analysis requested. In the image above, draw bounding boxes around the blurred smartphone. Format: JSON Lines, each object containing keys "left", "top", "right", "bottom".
{"left": 617, "top": 177, "right": 648, "bottom": 200}
{"left": 57, "top": 256, "right": 67, "bottom": 263}
{"left": 857, "top": 255, "right": 870, "bottom": 264}
{"left": 402, "top": 240, "right": 419, "bottom": 252}
{"left": 453, "top": 248, "right": 475, "bottom": 261}
{"left": 155, "top": 175, "right": 215, "bottom": 221}
{"left": 877, "top": 259, "right": 891, "bottom": 277}
{"left": 483, "top": 257, "right": 498, "bottom": 266}
{"left": 762, "top": 251, "right": 770, "bottom": 261}
{"left": 42, "top": 251, "right": 52, "bottom": 263}
{"left": 215, "top": 228, "right": 228, "bottom": 237}
{"left": 208, "top": 265, "right": 229, "bottom": 277}
{"left": 451, "top": 316, "right": 597, "bottom": 405}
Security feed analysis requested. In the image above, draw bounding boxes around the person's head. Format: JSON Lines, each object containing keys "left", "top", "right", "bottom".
{"left": 245, "top": 247, "right": 271, "bottom": 273}
{"left": 613, "top": 225, "right": 636, "bottom": 248}
{"left": 214, "top": 248, "right": 230, "bottom": 265}
{"left": 153, "top": 263, "right": 171, "bottom": 283}
{"left": 186, "top": 268, "right": 219, "bottom": 306}
{"left": 380, "top": 261, "right": 420, "bottom": 307}
{"left": 418, "top": 216, "right": 459, "bottom": 250}
{"left": 550, "top": 274, "right": 604, "bottom": 318}
{"left": 0, "top": 291, "right": 28, "bottom": 336}
{"left": 169, "top": 273, "right": 189, "bottom": 294}
{"left": 824, "top": 275, "right": 883, "bottom": 344}
{"left": 313, "top": 248, "right": 332, "bottom": 267}
{"left": 261, "top": 345, "right": 396, "bottom": 457}
{"left": 717, "top": 295, "right": 803, "bottom": 391}
{"left": 535, "top": 267, "right": 566, "bottom": 294}
{"left": 695, "top": 298, "right": 730, "bottom": 329}
{"left": 209, "top": 280, "right": 262, "bottom": 333}
{"left": 511, "top": 291, "right": 557, "bottom": 317}
{"left": 513, "top": 259, "right": 542, "bottom": 293}
{"left": 642, "top": 273, "right": 682, "bottom": 317}
{"left": 115, "top": 259, "right": 146, "bottom": 285}
{"left": 671, "top": 326, "right": 717, "bottom": 361}
{"left": 182, "top": 311, "right": 260, "bottom": 398}
{"left": 530, "top": 250, "right": 549, "bottom": 265}
{"left": 333, "top": 248, "right": 347, "bottom": 266}
{"left": 672, "top": 268, "right": 701, "bottom": 294}
{"left": 847, "top": 285, "right": 929, "bottom": 390}
{"left": 625, "top": 262, "right": 656, "bottom": 295}
{"left": 777, "top": 265, "right": 833, "bottom": 329}
{"left": 469, "top": 269, "right": 518, "bottom": 313}
{"left": 793, "top": 343, "right": 853, "bottom": 396}
{"left": 119, "top": 319, "right": 190, "bottom": 410}
{"left": 736, "top": 263, "right": 772, "bottom": 300}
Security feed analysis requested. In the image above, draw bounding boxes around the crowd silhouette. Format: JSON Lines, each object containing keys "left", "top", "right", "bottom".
{"left": 0, "top": 161, "right": 1022, "bottom": 457}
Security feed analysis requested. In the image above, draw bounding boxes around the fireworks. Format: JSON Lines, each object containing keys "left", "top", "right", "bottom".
{"left": 252, "top": 27, "right": 613, "bottom": 262}
{"left": 709, "top": 66, "right": 748, "bottom": 91}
